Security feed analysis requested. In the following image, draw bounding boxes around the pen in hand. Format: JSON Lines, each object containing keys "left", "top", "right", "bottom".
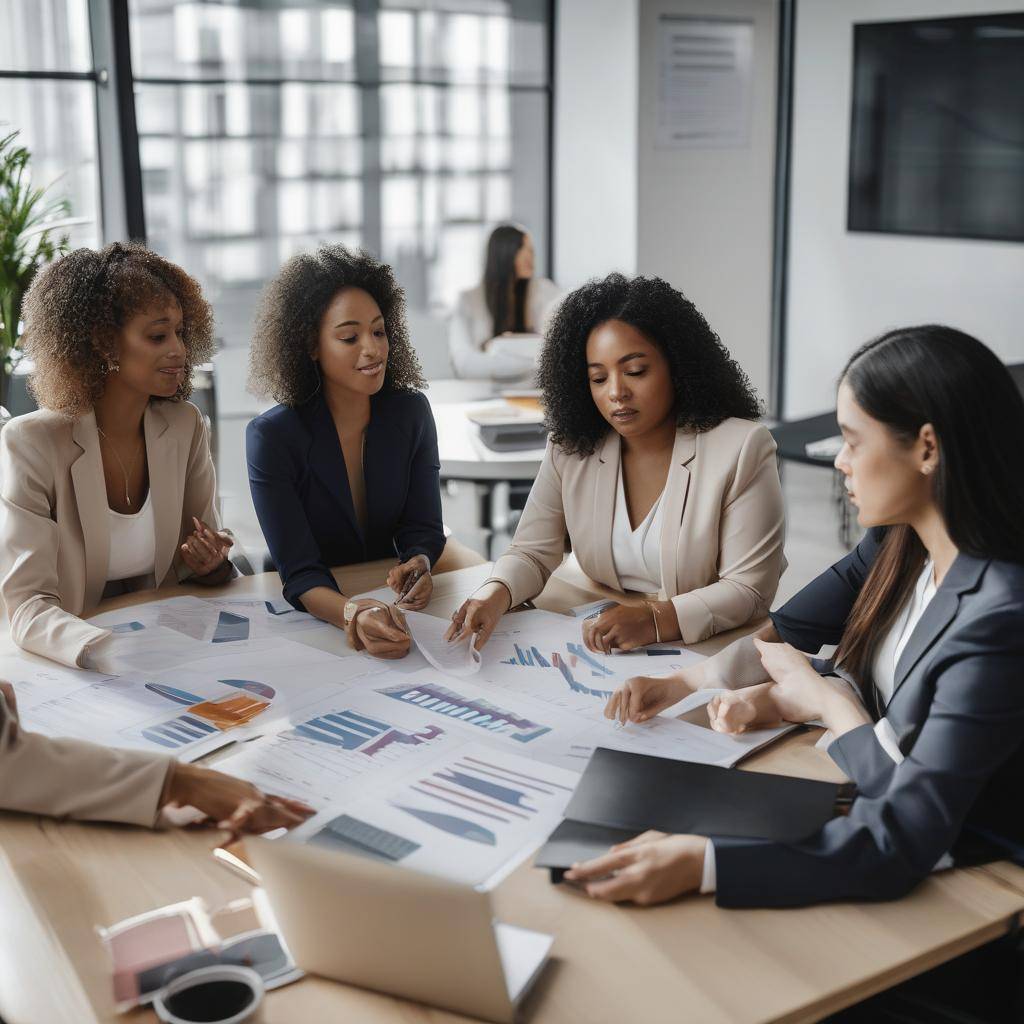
{"left": 397, "top": 568, "right": 422, "bottom": 606}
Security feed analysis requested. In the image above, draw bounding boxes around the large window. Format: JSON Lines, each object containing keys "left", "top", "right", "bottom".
{"left": 0, "top": 0, "right": 101, "bottom": 249}
{"left": 126, "top": 0, "right": 551, "bottom": 350}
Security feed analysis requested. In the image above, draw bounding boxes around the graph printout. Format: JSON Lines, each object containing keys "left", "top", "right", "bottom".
{"left": 11, "top": 589, "right": 796, "bottom": 887}
{"left": 289, "top": 740, "right": 579, "bottom": 888}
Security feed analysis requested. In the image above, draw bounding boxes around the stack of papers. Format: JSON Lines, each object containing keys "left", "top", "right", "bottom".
{"left": 2, "top": 595, "right": 794, "bottom": 889}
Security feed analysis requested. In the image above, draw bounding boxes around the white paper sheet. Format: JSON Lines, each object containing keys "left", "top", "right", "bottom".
{"left": 281, "top": 739, "right": 579, "bottom": 888}
{"left": 405, "top": 610, "right": 481, "bottom": 677}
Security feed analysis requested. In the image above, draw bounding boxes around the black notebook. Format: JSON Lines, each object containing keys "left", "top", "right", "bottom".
{"left": 536, "top": 748, "right": 844, "bottom": 875}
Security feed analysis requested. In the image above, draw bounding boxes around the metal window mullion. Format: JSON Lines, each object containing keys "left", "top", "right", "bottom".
{"left": 356, "top": 0, "right": 383, "bottom": 257}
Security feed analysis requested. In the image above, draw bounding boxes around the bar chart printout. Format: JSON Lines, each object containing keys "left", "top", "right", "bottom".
{"left": 375, "top": 678, "right": 551, "bottom": 742}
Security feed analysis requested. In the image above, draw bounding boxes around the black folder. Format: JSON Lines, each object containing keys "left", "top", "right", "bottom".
{"left": 536, "top": 748, "right": 844, "bottom": 876}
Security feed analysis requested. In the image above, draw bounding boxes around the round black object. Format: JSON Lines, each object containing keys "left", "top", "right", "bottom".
{"left": 163, "top": 979, "right": 256, "bottom": 1022}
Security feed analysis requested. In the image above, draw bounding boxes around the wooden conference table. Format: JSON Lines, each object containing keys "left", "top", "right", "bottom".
{"left": 1, "top": 552, "right": 1023, "bottom": 1024}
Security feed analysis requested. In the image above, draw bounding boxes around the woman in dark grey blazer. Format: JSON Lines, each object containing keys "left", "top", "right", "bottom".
{"left": 574, "top": 325, "right": 1024, "bottom": 915}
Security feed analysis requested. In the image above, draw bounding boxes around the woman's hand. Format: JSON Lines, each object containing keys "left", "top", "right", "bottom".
{"left": 752, "top": 638, "right": 870, "bottom": 734}
{"left": 604, "top": 672, "right": 691, "bottom": 724}
{"left": 445, "top": 582, "right": 512, "bottom": 652}
{"left": 707, "top": 683, "right": 784, "bottom": 734}
{"left": 387, "top": 555, "right": 432, "bottom": 611}
{"left": 164, "top": 763, "right": 314, "bottom": 839}
{"left": 582, "top": 603, "right": 657, "bottom": 653}
{"left": 563, "top": 831, "right": 706, "bottom": 905}
{"left": 180, "top": 516, "right": 233, "bottom": 577}
{"left": 346, "top": 600, "right": 411, "bottom": 660}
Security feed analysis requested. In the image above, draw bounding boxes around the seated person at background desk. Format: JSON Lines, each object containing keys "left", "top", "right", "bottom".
{"left": 448, "top": 223, "right": 562, "bottom": 380}
{"left": 0, "top": 681, "right": 311, "bottom": 834}
{"left": 246, "top": 245, "right": 446, "bottom": 660}
{"left": 584, "top": 326, "right": 1024, "bottom": 921}
{"left": 0, "top": 243, "right": 235, "bottom": 671}
{"left": 448, "top": 273, "right": 785, "bottom": 652}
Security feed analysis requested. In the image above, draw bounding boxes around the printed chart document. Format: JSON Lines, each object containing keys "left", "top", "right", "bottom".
{"left": 285, "top": 740, "right": 578, "bottom": 889}
{"left": 2, "top": 642, "right": 383, "bottom": 761}
{"left": 11, "top": 592, "right": 796, "bottom": 889}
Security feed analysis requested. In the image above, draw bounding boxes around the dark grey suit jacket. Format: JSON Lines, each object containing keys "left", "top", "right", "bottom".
{"left": 713, "top": 530, "right": 1024, "bottom": 908}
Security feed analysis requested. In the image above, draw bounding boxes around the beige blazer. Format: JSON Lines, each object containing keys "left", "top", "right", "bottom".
{"left": 0, "top": 685, "right": 170, "bottom": 825}
{"left": 448, "top": 277, "right": 562, "bottom": 379}
{"left": 489, "top": 418, "right": 786, "bottom": 644}
{"left": 0, "top": 401, "right": 222, "bottom": 668}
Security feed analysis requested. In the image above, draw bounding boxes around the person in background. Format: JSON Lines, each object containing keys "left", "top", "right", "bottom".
{"left": 0, "top": 681, "right": 311, "bottom": 835}
{"left": 587, "top": 327, "right": 1024, "bottom": 940}
{"left": 0, "top": 243, "right": 235, "bottom": 671}
{"left": 448, "top": 273, "right": 785, "bottom": 653}
{"left": 246, "top": 245, "right": 446, "bottom": 660}
{"left": 448, "top": 223, "right": 562, "bottom": 380}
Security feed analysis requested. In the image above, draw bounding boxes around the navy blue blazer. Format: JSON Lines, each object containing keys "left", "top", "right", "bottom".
{"left": 712, "top": 530, "right": 1024, "bottom": 908}
{"left": 246, "top": 389, "right": 445, "bottom": 610}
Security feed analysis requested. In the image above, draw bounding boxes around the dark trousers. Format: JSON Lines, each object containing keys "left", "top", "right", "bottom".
{"left": 825, "top": 930, "right": 1024, "bottom": 1024}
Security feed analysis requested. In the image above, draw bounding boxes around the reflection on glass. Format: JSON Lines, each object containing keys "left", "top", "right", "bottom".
{"left": 128, "top": 0, "right": 547, "bottom": 342}
{"left": 0, "top": 80, "right": 98, "bottom": 249}
{"left": 0, "top": 0, "right": 91, "bottom": 73}
{"left": 137, "top": 80, "right": 363, "bottom": 345}
{"left": 128, "top": 0, "right": 356, "bottom": 82}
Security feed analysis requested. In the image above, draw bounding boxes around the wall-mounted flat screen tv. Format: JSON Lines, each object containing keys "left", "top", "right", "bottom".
{"left": 848, "top": 13, "right": 1024, "bottom": 243}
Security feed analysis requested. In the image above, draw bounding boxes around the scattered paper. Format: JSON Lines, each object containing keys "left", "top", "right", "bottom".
{"left": 405, "top": 611, "right": 481, "bottom": 677}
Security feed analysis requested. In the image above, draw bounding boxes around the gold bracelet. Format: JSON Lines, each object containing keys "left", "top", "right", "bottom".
{"left": 646, "top": 601, "right": 661, "bottom": 645}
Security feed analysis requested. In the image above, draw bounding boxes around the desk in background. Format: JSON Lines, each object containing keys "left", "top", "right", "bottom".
{"left": 1, "top": 558, "right": 1023, "bottom": 1024}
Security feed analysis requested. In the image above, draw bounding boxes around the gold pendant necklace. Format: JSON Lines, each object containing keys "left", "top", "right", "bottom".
{"left": 97, "top": 426, "right": 143, "bottom": 507}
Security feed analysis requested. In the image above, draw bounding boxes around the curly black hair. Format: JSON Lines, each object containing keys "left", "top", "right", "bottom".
{"left": 23, "top": 241, "right": 214, "bottom": 417}
{"left": 247, "top": 245, "right": 424, "bottom": 405}
{"left": 537, "top": 273, "right": 762, "bottom": 456}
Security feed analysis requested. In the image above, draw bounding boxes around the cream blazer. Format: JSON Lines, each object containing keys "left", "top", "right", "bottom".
{"left": 448, "top": 277, "right": 562, "bottom": 379}
{"left": 0, "top": 686, "right": 170, "bottom": 825}
{"left": 489, "top": 418, "right": 786, "bottom": 644}
{"left": 0, "top": 401, "right": 222, "bottom": 668}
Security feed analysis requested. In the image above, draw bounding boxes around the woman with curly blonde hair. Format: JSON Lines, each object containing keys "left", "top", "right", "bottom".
{"left": 246, "top": 245, "right": 445, "bottom": 660}
{"left": 0, "top": 242, "right": 236, "bottom": 669}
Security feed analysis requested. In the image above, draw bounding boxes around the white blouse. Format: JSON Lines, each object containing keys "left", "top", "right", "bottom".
{"left": 871, "top": 559, "right": 937, "bottom": 709}
{"left": 610, "top": 464, "right": 665, "bottom": 593}
{"left": 106, "top": 490, "right": 156, "bottom": 582}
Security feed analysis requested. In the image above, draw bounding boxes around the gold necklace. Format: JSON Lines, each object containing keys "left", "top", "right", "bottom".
{"left": 97, "top": 426, "right": 143, "bottom": 507}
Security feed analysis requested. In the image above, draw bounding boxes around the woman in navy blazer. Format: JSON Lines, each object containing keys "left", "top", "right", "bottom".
{"left": 574, "top": 326, "right": 1024, "bottom": 928}
{"left": 246, "top": 246, "right": 445, "bottom": 658}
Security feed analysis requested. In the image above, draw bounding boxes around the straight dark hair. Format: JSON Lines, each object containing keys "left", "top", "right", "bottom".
{"left": 482, "top": 223, "right": 526, "bottom": 336}
{"left": 835, "top": 325, "right": 1024, "bottom": 686}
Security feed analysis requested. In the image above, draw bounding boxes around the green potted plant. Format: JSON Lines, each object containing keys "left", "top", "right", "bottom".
{"left": 0, "top": 127, "right": 71, "bottom": 409}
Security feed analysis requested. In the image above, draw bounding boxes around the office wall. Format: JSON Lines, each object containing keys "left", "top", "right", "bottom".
{"left": 553, "top": 0, "right": 639, "bottom": 286}
{"left": 784, "top": 0, "right": 1024, "bottom": 417}
{"left": 637, "top": 0, "right": 780, "bottom": 401}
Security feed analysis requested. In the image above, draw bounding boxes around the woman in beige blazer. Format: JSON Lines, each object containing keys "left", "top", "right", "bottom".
{"left": 448, "top": 273, "right": 785, "bottom": 652}
{"left": 0, "top": 243, "right": 235, "bottom": 670}
{"left": 0, "top": 681, "right": 311, "bottom": 830}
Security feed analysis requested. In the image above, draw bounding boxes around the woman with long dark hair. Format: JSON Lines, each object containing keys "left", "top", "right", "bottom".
{"left": 448, "top": 223, "right": 561, "bottom": 379}
{"left": 582, "top": 326, "right": 1024, "bottom": 921}
{"left": 447, "top": 273, "right": 785, "bottom": 653}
